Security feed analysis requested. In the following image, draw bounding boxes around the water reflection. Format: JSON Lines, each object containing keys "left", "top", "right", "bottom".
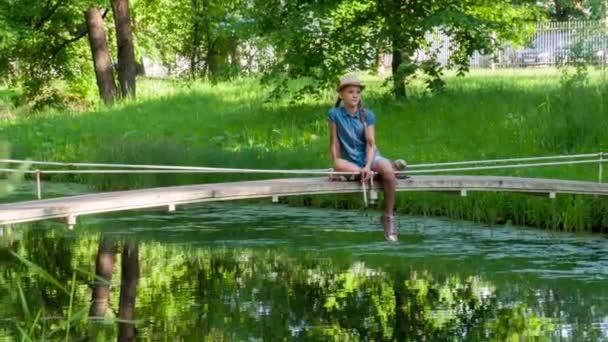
{"left": 1, "top": 203, "right": 608, "bottom": 340}
{"left": 82, "top": 237, "right": 511, "bottom": 341}
{"left": 89, "top": 237, "right": 139, "bottom": 341}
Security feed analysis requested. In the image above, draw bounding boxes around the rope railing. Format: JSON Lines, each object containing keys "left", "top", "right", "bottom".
{"left": 406, "top": 152, "right": 603, "bottom": 168}
{"left": 0, "top": 158, "right": 603, "bottom": 174}
{"left": 0, "top": 168, "right": 348, "bottom": 175}
{"left": 0, "top": 152, "right": 604, "bottom": 170}
{"left": 0, "top": 159, "right": 334, "bottom": 172}
{"left": 403, "top": 158, "right": 603, "bottom": 174}
{"left": 1, "top": 152, "right": 605, "bottom": 203}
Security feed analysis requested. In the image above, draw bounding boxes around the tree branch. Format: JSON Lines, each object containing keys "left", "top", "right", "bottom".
{"left": 51, "top": 25, "right": 88, "bottom": 59}
{"left": 50, "top": 8, "right": 110, "bottom": 59}
{"left": 34, "top": 0, "right": 64, "bottom": 30}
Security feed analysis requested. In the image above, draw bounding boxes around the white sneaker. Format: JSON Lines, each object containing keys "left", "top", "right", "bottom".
{"left": 392, "top": 159, "right": 407, "bottom": 171}
{"left": 381, "top": 214, "right": 399, "bottom": 242}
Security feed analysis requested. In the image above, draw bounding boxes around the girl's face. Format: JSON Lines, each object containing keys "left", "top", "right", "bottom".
{"left": 339, "top": 85, "right": 361, "bottom": 107}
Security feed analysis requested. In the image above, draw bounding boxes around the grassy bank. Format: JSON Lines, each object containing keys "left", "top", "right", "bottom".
{"left": 1, "top": 69, "right": 607, "bottom": 231}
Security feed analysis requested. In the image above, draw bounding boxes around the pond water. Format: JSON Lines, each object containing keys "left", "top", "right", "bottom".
{"left": 1, "top": 184, "right": 608, "bottom": 340}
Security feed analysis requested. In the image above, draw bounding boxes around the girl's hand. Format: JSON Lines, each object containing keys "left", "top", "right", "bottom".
{"left": 360, "top": 166, "right": 372, "bottom": 182}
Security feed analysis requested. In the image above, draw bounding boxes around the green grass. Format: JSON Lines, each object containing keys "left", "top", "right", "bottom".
{"left": 1, "top": 69, "right": 607, "bottom": 231}
{"left": 0, "top": 88, "right": 19, "bottom": 120}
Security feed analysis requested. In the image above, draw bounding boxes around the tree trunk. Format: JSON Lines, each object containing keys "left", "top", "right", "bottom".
{"left": 553, "top": 0, "right": 567, "bottom": 21}
{"left": 189, "top": 34, "right": 200, "bottom": 79}
{"left": 111, "top": 0, "right": 136, "bottom": 98}
{"left": 229, "top": 36, "right": 239, "bottom": 77}
{"left": 605, "top": 0, "right": 608, "bottom": 32}
{"left": 118, "top": 241, "right": 139, "bottom": 341}
{"left": 392, "top": 272, "right": 406, "bottom": 340}
{"left": 85, "top": 8, "right": 117, "bottom": 104}
{"left": 89, "top": 236, "right": 115, "bottom": 317}
{"left": 391, "top": 42, "right": 407, "bottom": 99}
{"left": 189, "top": 0, "right": 202, "bottom": 79}
{"left": 206, "top": 39, "right": 220, "bottom": 79}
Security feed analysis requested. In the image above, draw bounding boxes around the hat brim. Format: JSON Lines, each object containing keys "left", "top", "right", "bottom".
{"left": 337, "top": 82, "right": 365, "bottom": 92}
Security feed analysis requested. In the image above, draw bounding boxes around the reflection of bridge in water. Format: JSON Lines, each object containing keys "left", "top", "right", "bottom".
{"left": 1, "top": 153, "right": 607, "bottom": 227}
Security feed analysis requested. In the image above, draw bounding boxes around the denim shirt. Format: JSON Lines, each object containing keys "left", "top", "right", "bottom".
{"left": 327, "top": 106, "right": 379, "bottom": 167}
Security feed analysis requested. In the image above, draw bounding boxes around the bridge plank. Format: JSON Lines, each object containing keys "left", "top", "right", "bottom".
{"left": 1, "top": 176, "right": 607, "bottom": 225}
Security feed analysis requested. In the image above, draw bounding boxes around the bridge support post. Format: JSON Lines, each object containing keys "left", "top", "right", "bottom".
{"left": 272, "top": 196, "right": 279, "bottom": 203}
{"left": 369, "top": 176, "right": 377, "bottom": 204}
{"left": 66, "top": 215, "right": 77, "bottom": 230}
{"left": 370, "top": 189, "right": 378, "bottom": 204}
{"left": 0, "top": 225, "right": 12, "bottom": 236}
{"left": 168, "top": 204, "right": 176, "bottom": 212}
{"left": 460, "top": 189, "right": 468, "bottom": 197}
{"left": 599, "top": 152, "right": 604, "bottom": 183}
{"left": 2, "top": 225, "right": 12, "bottom": 235}
{"left": 549, "top": 192, "right": 556, "bottom": 199}
{"left": 36, "top": 170, "right": 42, "bottom": 200}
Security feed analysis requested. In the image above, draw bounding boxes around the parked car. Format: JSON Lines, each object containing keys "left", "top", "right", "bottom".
{"left": 514, "top": 32, "right": 572, "bottom": 66}
{"left": 582, "top": 35, "right": 608, "bottom": 65}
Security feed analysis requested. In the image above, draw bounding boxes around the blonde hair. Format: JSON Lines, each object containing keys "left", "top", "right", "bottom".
{"left": 334, "top": 98, "right": 369, "bottom": 139}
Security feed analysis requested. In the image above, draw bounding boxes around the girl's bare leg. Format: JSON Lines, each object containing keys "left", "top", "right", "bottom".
{"left": 332, "top": 158, "right": 363, "bottom": 180}
{"left": 372, "top": 159, "right": 396, "bottom": 216}
{"left": 332, "top": 158, "right": 362, "bottom": 172}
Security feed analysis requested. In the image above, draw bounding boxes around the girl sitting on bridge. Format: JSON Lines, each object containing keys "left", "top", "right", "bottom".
{"left": 327, "top": 74, "right": 407, "bottom": 242}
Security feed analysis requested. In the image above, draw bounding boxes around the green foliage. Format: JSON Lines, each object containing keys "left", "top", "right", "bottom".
{"left": 8, "top": 252, "right": 87, "bottom": 341}
{"left": 0, "top": 0, "right": 99, "bottom": 109}
{"left": 252, "top": 0, "right": 542, "bottom": 98}
{"left": 10, "top": 251, "right": 69, "bottom": 295}
{"left": 0, "top": 0, "right": 593, "bottom": 106}
{"left": 538, "top": 0, "right": 607, "bottom": 20}
{"left": 132, "top": 0, "right": 255, "bottom": 80}
{"left": 254, "top": 1, "right": 380, "bottom": 95}
{"left": 559, "top": 42, "right": 591, "bottom": 89}
{"left": 3, "top": 0, "right": 605, "bottom": 111}
{"left": 0, "top": 9, "right": 19, "bottom": 82}
{"left": 130, "top": 0, "right": 189, "bottom": 68}
{"left": 557, "top": 33, "right": 608, "bottom": 89}
{"left": 0, "top": 142, "right": 29, "bottom": 197}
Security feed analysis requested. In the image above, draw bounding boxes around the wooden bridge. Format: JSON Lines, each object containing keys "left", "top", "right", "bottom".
{"left": 1, "top": 175, "right": 607, "bottom": 227}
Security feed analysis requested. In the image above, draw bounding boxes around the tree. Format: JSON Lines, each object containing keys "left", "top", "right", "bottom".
{"left": 118, "top": 241, "right": 139, "bottom": 341}
{"left": 537, "top": 0, "right": 606, "bottom": 20}
{"left": 0, "top": 143, "right": 28, "bottom": 196}
{"left": 0, "top": 0, "right": 138, "bottom": 105}
{"left": 112, "top": 0, "right": 137, "bottom": 98}
{"left": 0, "top": 0, "right": 97, "bottom": 106}
{"left": 85, "top": 7, "right": 117, "bottom": 104}
{"left": 89, "top": 236, "right": 116, "bottom": 318}
{"left": 252, "top": 0, "right": 540, "bottom": 99}
{"left": 132, "top": 0, "right": 253, "bottom": 80}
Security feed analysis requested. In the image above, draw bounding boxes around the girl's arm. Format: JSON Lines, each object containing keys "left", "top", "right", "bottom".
{"left": 328, "top": 121, "right": 341, "bottom": 165}
{"left": 362, "top": 125, "right": 375, "bottom": 180}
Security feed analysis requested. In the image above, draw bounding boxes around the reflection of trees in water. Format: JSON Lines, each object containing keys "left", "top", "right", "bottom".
{"left": 0, "top": 231, "right": 141, "bottom": 341}
{"left": 88, "top": 237, "right": 139, "bottom": 342}
{"left": 0, "top": 230, "right": 598, "bottom": 340}
{"left": 118, "top": 241, "right": 139, "bottom": 341}
{"left": 136, "top": 247, "right": 552, "bottom": 341}
{"left": 90, "top": 236, "right": 115, "bottom": 318}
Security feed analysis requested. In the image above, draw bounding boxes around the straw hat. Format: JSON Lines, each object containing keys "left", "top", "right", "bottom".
{"left": 337, "top": 74, "right": 365, "bottom": 92}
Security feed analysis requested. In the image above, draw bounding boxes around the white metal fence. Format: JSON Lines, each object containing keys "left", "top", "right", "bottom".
{"left": 377, "top": 20, "right": 608, "bottom": 71}
{"left": 479, "top": 20, "right": 608, "bottom": 67}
